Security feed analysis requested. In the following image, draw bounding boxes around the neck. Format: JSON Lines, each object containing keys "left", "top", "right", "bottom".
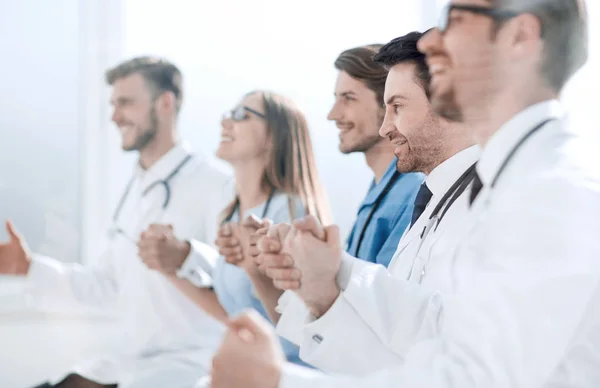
{"left": 463, "top": 82, "right": 557, "bottom": 147}
{"left": 232, "top": 159, "right": 270, "bottom": 215}
{"left": 364, "top": 141, "right": 396, "bottom": 184}
{"left": 138, "top": 120, "right": 178, "bottom": 169}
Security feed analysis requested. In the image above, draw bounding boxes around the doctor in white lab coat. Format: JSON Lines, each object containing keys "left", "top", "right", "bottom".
{"left": 206, "top": 1, "right": 600, "bottom": 387}
{"left": 273, "top": 32, "right": 480, "bottom": 375}
{"left": 0, "top": 56, "right": 233, "bottom": 388}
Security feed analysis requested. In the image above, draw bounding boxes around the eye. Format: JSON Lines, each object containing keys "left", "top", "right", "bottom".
{"left": 343, "top": 95, "right": 355, "bottom": 102}
{"left": 447, "top": 13, "right": 464, "bottom": 29}
{"left": 393, "top": 104, "right": 403, "bottom": 114}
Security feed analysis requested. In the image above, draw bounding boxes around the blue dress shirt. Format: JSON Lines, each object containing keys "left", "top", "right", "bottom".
{"left": 345, "top": 160, "right": 424, "bottom": 266}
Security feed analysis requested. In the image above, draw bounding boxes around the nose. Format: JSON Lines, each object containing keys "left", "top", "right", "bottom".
{"left": 417, "top": 28, "right": 442, "bottom": 56}
{"left": 221, "top": 115, "right": 233, "bottom": 129}
{"left": 111, "top": 107, "right": 121, "bottom": 124}
{"left": 327, "top": 100, "right": 343, "bottom": 122}
{"left": 378, "top": 111, "right": 395, "bottom": 139}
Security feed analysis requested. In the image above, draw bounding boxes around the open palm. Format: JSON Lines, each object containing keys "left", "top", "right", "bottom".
{"left": 0, "top": 221, "right": 31, "bottom": 275}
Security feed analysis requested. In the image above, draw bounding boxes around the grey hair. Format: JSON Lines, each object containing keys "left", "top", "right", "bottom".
{"left": 490, "top": 0, "right": 588, "bottom": 91}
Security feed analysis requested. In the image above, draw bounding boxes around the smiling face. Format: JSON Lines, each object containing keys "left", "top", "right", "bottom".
{"left": 110, "top": 73, "right": 161, "bottom": 151}
{"left": 379, "top": 62, "right": 444, "bottom": 174}
{"left": 418, "top": 0, "right": 509, "bottom": 121}
{"left": 216, "top": 92, "right": 270, "bottom": 165}
{"left": 327, "top": 71, "right": 386, "bottom": 154}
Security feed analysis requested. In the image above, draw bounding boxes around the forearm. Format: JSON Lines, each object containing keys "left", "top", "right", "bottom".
{"left": 166, "top": 275, "right": 228, "bottom": 323}
{"left": 247, "top": 270, "right": 285, "bottom": 324}
{"left": 27, "top": 254, "right": 118, "bottom": 311}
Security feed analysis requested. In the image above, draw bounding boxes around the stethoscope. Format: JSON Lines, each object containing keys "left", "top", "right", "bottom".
{"left": 406, "top": 117, "right": 556, "bottom": 284}
{"left": 405, "top": 163, "right": 477, "bottom": 283}
{"left": 351, "top": 171, "right": 401, "bottom": 257}
{"left": 222, "top": 190, "right": 274, "bottom": 225}
{"left": 108, "top": 154, "right": 193, "bottom": 241}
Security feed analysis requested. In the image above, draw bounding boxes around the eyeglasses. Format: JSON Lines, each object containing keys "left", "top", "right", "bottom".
{"left": 438, "top": 3, "right": 520, "bottom": 33}
{"left": 222, "top": 105, "right": 266, "bottom": 122}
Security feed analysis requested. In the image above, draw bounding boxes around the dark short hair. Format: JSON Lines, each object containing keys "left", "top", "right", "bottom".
{"left": 105, "top": 56, "right": 184, "bottom": 112}
{"left": 373, "top": 31, "right": 431, "bottom": 99}
{"left": 489, "top": 0, "right": 588, "bottom": 91}
{"left": 334, "top": 45, "right": 387, "bottom": 105}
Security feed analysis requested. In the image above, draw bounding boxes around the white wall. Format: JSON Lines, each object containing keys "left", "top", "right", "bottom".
{"left": 0, "top": 1, "right": 123, "bottom": 387}
{"left": 0, "top": 0, "right": 82, "bottom": 262}
{"left": 122, "top": 0, "right": 428, "bottom": 237}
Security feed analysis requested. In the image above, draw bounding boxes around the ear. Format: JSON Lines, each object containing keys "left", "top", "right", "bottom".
{"left": 156, "top": 91, "right": 177, "bottom": 116}
{"left": 510, "top": 13, "right": 543, "bottom": 60}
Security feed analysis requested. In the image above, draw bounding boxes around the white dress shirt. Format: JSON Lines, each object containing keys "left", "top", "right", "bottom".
{"left": 25, "top": 143, "right": 235, "bottom": 388}
{"left": 278, "top": 100, "right": 600, "bottom": 387}
{"left": 275, "top": 145, "right": 480, "bottom": 374}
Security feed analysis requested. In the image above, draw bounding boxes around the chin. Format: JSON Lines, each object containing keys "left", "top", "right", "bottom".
{"left": 431, "top": 90, "right": 463, "bottom": 122}
{"left": 215, "top": 147, "right": 234, "bottom": 162}
{"left": 395, "top": 158, "right": 418, "bottom": 174}
{"left": 121, "top": 142, "right": 137, "bottom": 152}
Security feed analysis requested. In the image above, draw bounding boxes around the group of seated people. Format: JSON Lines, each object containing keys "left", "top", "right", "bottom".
{"left": 0, "top": 1, "right": 598, "bottom": 387}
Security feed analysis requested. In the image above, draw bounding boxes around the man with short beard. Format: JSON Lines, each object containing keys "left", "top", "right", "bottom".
{"left": 0, "top": 57, "right": 233, "bottom": 388}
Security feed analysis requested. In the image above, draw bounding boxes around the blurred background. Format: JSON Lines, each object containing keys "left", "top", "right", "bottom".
{"left": 0, "top": 0, "right": 598, "bottom": 386}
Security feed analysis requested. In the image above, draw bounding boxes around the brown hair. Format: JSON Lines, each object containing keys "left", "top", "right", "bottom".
{"left": 334, "top": 45, "right": 387, "bottom": 105}
{"left": 489, "top": 0, "right": 588, "bottom": 91}
{"left": 373, "top": 31, "right": 431, "bottom": 99}
{"left": 105, "top": 56, "right": 184, "bottom": 113}
{"left": 220, "top": 91, "right": 332, "bottom": 225}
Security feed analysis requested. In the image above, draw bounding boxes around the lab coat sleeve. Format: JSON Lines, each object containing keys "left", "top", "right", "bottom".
{"left": 280, "top": 256, "right": 442, "bottom": 375}
{"left": 177, "top": 173, "right": 234, "bottom": 287}
{"left": 280, "top": 363, "right": 406, "bottom": 388}
{"left": 275, "top": 253, "right": 356, "bottom": 346}
{"left": 26, "top": 246, "right": 119, "bottom": 312}
{"left": 177, "top": 240, "right": 219, "bottom": 287}
{"left": 282, "top": 175, "right": 600, "bottom": 387}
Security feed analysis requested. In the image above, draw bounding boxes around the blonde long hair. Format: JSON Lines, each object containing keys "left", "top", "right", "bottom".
{"left": 220, "top": 90, "right": 332, "bottom": 225}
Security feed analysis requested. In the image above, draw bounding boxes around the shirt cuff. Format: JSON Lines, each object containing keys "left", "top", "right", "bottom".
{"left": 336, "top": 252, "right": 356, "bottom": 291}
{"left": 275, "top": 291, "right": 313, "bottom": 346}
{"left": 176, "top": 239, "right": 219, "bottom": 288}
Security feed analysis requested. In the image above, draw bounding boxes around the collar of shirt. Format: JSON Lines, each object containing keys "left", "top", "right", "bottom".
{"left": 425, "top": 144, "right": 481, "bottom": 197}
{"left": 360, "top": 159, "right": 398, "bottom": 207}
{"left": 135, "top": 141, "right": 199, "bottom": 188}
{"left": 477, "top": 99, "right": 564, "bottom": 187}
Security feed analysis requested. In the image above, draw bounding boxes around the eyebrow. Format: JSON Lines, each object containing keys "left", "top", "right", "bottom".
{"left": 385, "top": 94, "right": 409, "bottom": 105}
{"left": 335, "top": 91, "right": 357, "bottom": 98}
{"left": 110, "top": 96, "right": 133, "bottom": 105}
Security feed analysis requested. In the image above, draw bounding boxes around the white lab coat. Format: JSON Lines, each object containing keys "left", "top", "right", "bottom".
{"left": 276, "top": 145, "right": 480, "bottom": 374}
{"left": 25, "top": 143, "right": 234, "bottom": 388}
{"left": 277, "top": 101, "right": 600, "bottom": 387}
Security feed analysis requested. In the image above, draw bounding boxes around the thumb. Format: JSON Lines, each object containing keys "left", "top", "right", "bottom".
{"left": 242, "top": 214, "right": 263, "bottom": 229}
{"left": 293, "top": 215, "right": 325, "bottom": 241}
{"left": 5, "top": 220, "right": 22, "bottom": 243}
{"left": 227, "top": 310, "right": 272, "bottom": 342}
{"left": 324, "top": 225, "right": 341, "bottom": 249}
{"left": 260, "top": 218, "right": 273, "bottom": 229}
{"left": 220, "top": 223, "right": 232, "bottom": 237}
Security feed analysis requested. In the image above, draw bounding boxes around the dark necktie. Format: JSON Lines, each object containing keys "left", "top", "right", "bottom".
{"left": 469, "top": 172, "right": 483, "bottom": 205}
{"left": 410, "top": 183, "right": 433, "bottom": 227}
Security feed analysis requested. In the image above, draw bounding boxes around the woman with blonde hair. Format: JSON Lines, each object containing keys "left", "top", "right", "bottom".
{"left": 164, "top": 90, "right": 331, "bottom": 366}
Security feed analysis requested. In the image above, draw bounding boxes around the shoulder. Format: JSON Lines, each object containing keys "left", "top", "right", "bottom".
{"left": 384, "top": 172, "right": 423, "bottom": 215}
{"left": 391, "top": 172, "right": 425, "bottom": 196}
{"left": 185, "top": 154, "right": 234, "bottom": 196}
{"left": 398, "top": 171, "right": 426, "bottom": 187}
